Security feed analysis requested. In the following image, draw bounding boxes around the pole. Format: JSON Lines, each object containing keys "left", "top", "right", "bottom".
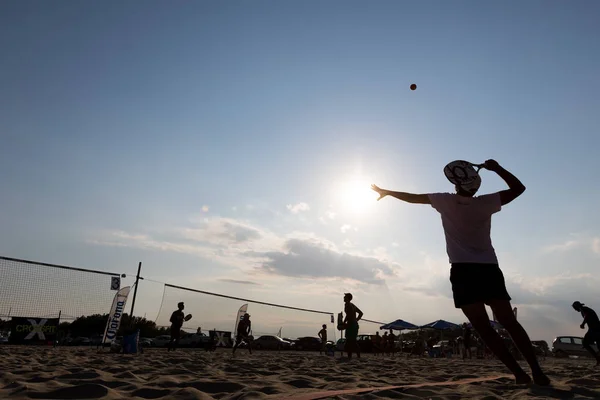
{"left": 129, "top": 262, "right": 142, "bottom": 318}
{"left": 55, "top": 310, "right": 61, "bottom": 348}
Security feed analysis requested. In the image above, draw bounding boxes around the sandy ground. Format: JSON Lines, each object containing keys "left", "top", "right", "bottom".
{"left": 2, "top": 346, "right": 600, "bottom": 399}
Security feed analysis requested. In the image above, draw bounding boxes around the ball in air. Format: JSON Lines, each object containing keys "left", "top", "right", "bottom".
{"left": 410, "top": 84, "right": 417, "bottom": 91}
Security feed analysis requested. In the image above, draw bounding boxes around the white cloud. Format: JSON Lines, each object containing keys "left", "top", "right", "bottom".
{"left": 201, "top": 205, "right": 209, "bottom": 212}
{"left": 593, "top": 238, "right": 600, "bottom": 254}
{"left": 542, "top": 239, "right": 581, "bottom": 253}
{"left": 326, "top": 211, "right": 336, "bottom": 220}
{"left": 286, "top": 202, "right": 310, "bottom": 214}
{"left": 541, "top": 234, "right": 600, "bottom": 255}
{"left": 90, "top": 216, "right": 397, "bottom": 285}
{"left": 340, "top": 224, "right": 352, "bottom": 233}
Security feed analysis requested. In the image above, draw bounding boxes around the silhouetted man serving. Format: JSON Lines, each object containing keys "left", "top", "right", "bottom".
{"left": 372, "top": 159, "right": 549, "bottom": 385}
{"left": 573, "top": 301, "right": 600, "bottom": 365}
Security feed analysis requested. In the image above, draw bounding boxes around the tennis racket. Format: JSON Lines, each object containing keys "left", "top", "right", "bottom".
{"left": 443, "top": 160, "right": 484, "bottom": 186}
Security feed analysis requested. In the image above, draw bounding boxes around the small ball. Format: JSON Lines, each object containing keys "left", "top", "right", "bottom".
{"left": 410, "top": 84, "right": 417, "bottom": 91}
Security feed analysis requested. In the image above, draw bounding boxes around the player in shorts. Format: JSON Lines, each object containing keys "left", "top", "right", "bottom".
{"left": 343, "top": 293, "right": 363, "bottom": 359}
{"left": 318, "top": 324, "right": 328, "bottom": 355}
{"left": 232, "top": 313, "right": 252, "bottom": 355}
{"left": 168, "top": 302, "right": 185, "bottom": 352}
{"left": 572, "top": 301, "right": 600, "bottom": 365}
{"left": 372, "top": 159, "right": 549, "bottom": 385}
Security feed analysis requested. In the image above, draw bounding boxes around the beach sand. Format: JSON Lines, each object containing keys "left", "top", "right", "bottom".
{"left": 2, "top": 346, "right": 600, "bottom": 399}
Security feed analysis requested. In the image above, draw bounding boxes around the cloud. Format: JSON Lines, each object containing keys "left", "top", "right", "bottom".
{"left": 541, "top": 234, "right": 600, "bottom": 255}
{"left": 341, "top": 224, "right": 351, "bottom": 233}
{"left": 593, "top": 238, "right": 600, "bottom": 254}
{"left": 254, "top": 237, "right": 396, "bottom": 284}
{"left": 202, "top": 205, "right": 209, "bottom": 212}
{"left": 90, "top": 216, "right": 396, "bottom": 286}
{"left": 182, "top": 218, "right": 263, "bottom": 245}
{"left": 286, "top": 202, "right": 310, "bottom": 214}
{"left": 218, "top": 279, "right": 261, "bottom": 286}
{"left": 542, "top": 240, "right": 581, "bottom": 253}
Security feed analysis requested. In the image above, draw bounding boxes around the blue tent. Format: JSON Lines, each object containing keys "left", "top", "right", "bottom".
{"left": 380, "top": 319, "right": 419, "bottom": 331}
{"left": 420, "top": 320, "right": 460, "bottom": 330}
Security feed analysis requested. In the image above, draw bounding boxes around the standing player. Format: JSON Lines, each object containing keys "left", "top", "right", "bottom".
{"left": 343, "top": 293, "right": 363, "bottom": 359}
{"left": 232, "top": 313, "right": 253, "bottom": 355}
{"left": 572, "top": 301, "right": 600, "bottom": 365}
{"left": 318, "top": 324, "right": 328, "bottom": 355}
{"left": 168, "top": 302, "right": 185, "bottom": 352}
{"left": 372, "top": 159, "right": 549, "bottom": 385}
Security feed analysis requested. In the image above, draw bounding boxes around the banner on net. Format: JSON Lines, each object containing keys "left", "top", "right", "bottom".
{"left": 102, "top": 286, "right": 131, "bottom": 344}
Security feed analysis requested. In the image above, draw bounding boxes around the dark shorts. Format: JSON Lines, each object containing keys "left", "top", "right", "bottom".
{"left": 346, "top": 321, "right": 359, "bottom": 340}
{"left": 450, "top": 263, "right": 511, "bottom": 308}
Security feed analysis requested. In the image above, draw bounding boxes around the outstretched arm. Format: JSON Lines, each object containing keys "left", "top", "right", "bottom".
{"left": 371, "top": 185, "right": 431, "bottom": 204}
{"left": 484, "top": 160, "right": 526, "bottom": 205}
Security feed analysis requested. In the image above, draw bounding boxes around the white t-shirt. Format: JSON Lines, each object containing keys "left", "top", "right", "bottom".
{"left": 428, "top": 192, "right": 502, "bottom": 264}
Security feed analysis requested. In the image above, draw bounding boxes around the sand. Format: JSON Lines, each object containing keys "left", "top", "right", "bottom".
{"left": 2, "top": 346, "right": 600, "bottom": 399}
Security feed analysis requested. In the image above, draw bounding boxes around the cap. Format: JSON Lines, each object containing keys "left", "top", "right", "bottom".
{"left": 573, "top": 301, "right": 584, "bottom": 308}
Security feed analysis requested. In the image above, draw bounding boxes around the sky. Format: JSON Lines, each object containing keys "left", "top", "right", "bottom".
{"left": 1, "top": 1, "right": 600, "bottom": 344}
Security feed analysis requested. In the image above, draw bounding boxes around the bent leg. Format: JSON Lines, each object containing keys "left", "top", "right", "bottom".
{"left": 461, "top": 303, "right": 530, "bottom": 383}
{"left": 582, "top": 332, "right": 600, "bottom": 360}
{"left": 489, "top": 300, "right": 549, "bottom": 385}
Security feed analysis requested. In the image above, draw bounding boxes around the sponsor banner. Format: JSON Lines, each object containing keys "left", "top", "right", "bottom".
{"left": 234, "top": 304, "right": 248, "bottom": 335}
{"left": 209, "top": 330, "right": 232, "bottom": 347}
{"left": 102, "top": 286, "right": 131, "bottom": 344}
{"left": 10, "top": 317, "right": 60, "bottom": 344}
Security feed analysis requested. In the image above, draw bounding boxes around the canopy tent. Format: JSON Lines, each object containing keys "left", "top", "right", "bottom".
{"left": 420, "top": 319, "right": 460, "bottom": 330}
{"left": 378, "top": 319, "right": 419, "bottom": 353}
{"left": 380, "top": 319, "right": 419, "bottom": 331}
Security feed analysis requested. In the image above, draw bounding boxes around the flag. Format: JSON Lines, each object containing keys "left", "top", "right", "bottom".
{"left": 102, "top": 286, "right": 131, "bottom": 344}
{"left": 234, "top": 303, "right": 248, "bottom": 336}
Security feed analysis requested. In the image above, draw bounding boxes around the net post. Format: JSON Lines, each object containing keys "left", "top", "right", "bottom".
{"left": 55, "top": 310, "right": 61, "bottom": 348}
{"left": 129, "top": 262, "right": 142, "bottom": 318}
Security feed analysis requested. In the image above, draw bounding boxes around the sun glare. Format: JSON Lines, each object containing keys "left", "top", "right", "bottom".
{"left": 337, "top": 177, "right": 378, "bottom": 214}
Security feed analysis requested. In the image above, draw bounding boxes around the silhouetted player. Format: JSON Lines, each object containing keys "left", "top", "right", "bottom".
{"left": 318, "top": 324, "right": 328, "bottom": 355}
{"left": 462, "top": 323, "right": 473, "bottom": 359}
{"left": 372, "top": 159, "right": 549, "bottom": 385}
{"left": 343, "top": 293, "right": 363, "bottom": 359}
{"left": 168, "top": 302, "right": 185, "bottom": 352}
{"left": 572, "top": 301, "right": 600, "bottom": 365}
{"left": 232, "top": 313, "right": 252, "bottom": 354}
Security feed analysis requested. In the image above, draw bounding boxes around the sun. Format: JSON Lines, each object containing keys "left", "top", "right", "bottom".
{"left": 336, "top": 176, "right": 378, "bottom": 214}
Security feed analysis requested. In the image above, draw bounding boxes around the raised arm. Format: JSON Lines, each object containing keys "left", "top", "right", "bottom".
{"left": 371, "top": 185, "right": 431, "bottom": 204}
{"left": 483, "top": 160, "right": 526, "bottom": 205}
